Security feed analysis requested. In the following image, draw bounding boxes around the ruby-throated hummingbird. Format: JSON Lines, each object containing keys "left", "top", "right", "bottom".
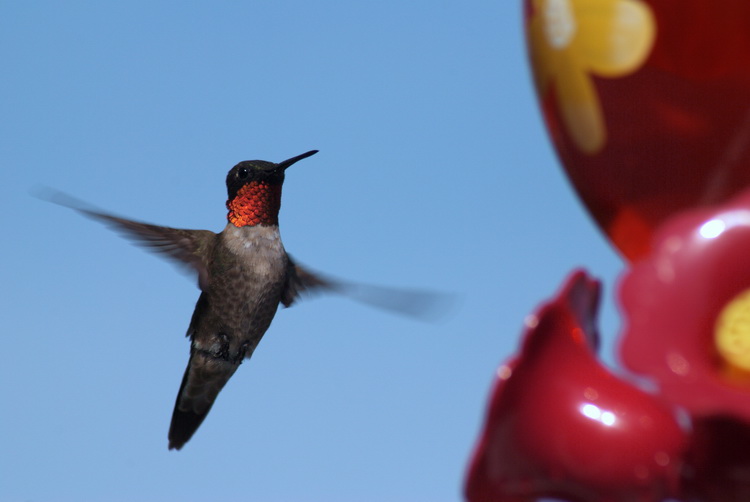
{"left": 45, "top": 150, "right": 443, "bottom": 450}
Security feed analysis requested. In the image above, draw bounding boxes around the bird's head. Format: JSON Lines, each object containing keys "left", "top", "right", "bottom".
{"left": 225, "top": 150, "right": 318, "bottom": 227}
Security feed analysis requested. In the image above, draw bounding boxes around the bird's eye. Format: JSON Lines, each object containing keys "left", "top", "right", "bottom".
{"left": 238, "top": 167, "right": 249, "bottom": 179}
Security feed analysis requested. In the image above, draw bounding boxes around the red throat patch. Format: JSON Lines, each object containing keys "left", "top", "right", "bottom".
{"left": 226, "top": 181, "right": 282, "bottom": 227}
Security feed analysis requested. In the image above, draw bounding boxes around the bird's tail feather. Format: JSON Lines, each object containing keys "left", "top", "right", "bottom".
{"left": 168, "top": 351, "right": 238, "bottom": 450}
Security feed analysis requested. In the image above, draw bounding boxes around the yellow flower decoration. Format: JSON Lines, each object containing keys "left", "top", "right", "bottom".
{"left": 528, "top": 0, "right": 656, "bottom": 154}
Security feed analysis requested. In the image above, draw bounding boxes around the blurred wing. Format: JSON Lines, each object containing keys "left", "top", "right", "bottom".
{"left": 281, "top": 257, "right": 338, "bottom": 307}
{"left": 83, "top": 211, "right": 215, "bottom": 290}
{"left": 333, "top": 281, "right": 455, "bottom": 321}
{"left": 282, "top": 256, "right": 455, "bottom": 321}
{"left": 41, "top": 189, "right": 215, "bottom": 290}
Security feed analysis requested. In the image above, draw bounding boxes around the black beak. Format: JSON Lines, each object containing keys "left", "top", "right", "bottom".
{"left": 277, "top": 150, "right": 319, "bottom": 171}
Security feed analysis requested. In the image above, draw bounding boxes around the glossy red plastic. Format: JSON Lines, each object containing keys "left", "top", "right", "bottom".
{"left": 525, "top": 0, "right": 750, "bottom": 260}
{"left": 619, "top": 188, "right": 750, "bottom": 421}
{"left": 465, "top": 270, "right": 687, "bottom": 502}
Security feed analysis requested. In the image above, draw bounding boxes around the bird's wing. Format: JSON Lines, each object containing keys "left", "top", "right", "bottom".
{"left": 281, "top": 257, "right": 339, "bottom": 307}
{"left": 281, "top": 255, "right": 454, "bottom": 320}
{"left": 81, "top": 210, "right": 215, "bottom": 290}
{"left": 42, "top": 190, "right": 216, "bottom": 290}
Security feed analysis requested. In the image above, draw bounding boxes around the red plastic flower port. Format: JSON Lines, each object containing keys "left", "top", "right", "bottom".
{"left": 465, "top": 270, "right": 687, "bottom": 502}
{"left": 619, "top": 188, "right": 750, "bottom": 422}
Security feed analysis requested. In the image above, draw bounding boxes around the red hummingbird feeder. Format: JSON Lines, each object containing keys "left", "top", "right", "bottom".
{"left": 525, "top": 0, "right": 750, "bottom": 262}
{"left": 464, "top": 271, "right": 687, "bottom": 502}
{"left": 464, "top": 1, "right": 750, "bottom": 501}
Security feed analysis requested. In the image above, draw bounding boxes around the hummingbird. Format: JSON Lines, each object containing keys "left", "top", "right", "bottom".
{"left": 44, "top": 150, "right": 444, "bottom": 451}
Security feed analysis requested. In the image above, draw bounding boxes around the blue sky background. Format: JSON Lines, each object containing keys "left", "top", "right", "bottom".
{"left": 2, "top": 2, "right": 623, "bottom": 501}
